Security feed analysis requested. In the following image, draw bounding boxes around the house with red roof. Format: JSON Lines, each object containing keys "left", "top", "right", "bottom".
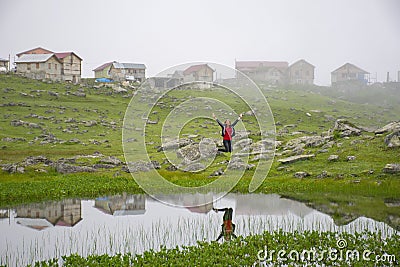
{"left": 16, "top": 47, "right": 82, "bottom": 82}
{"left": 183, "top": 64, "right": 214, "bottom": 83}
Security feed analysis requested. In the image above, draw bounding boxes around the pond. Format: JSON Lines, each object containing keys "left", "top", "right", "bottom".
{"left": 0, "top": 193, "right": 397, "bottom": 266}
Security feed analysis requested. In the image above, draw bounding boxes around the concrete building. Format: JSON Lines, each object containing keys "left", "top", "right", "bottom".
{"left": 92, "top": 62, "right": 113, "bottom": 78}
{"left": 331, "top": 63, "right": 369, "bottom": 85}
{"left": 0, "top": 58, "right": 9, "bottom": 71}
{"left": 109, "top": 62, "right": 146, "bottom": 82}
{"left": 15, "top": 54, "right": 62, "bottom": 81}
{"left": 288, "top": 59, "right": 315, "bottom": 85}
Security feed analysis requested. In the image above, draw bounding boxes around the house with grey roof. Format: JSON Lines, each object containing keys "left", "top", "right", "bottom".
{"left": 0, "top": 58, "right": 9, "bottom": 72}
{"left": 15, "top": 54, "right": 62, "bottom": 81}
{"left": 109, "top": 62, "right": 146, "bottom": 82}
{"left": 331, "top": 63, "right": 369, "bottom": 85}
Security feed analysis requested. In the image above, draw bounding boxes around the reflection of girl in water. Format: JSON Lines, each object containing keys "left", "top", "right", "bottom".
{"left": 213, "top": 207, "right": 237, "bottom": 241}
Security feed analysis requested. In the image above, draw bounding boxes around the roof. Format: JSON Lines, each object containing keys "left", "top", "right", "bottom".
{"left": 183, "top": 64, "right": 214, "bottom": 75}
{"left": 15, "top": 53, "right": 61, "bottom": 63}
{"left": 0, "top": 58, "right": 9, "bottom": 62}
{"left": 16, "top": 47, "right": 53, "bottom": 57}
{"left": 112, "top": 62, "right": 146, "bottom": 69}
{"left": 289, "top": 59, "right": 315, "bottom": 68}
{"left": 93, "top": 62, "right": 113, "bottom": 72}
{"left": 235, "top": 61, "right": 289, "bottom": 71}
{"left": 54, "top": 52, "right": 82, "bottom": 61}
{"left": 332, "top": 63, "right": 369, "bottom": 74}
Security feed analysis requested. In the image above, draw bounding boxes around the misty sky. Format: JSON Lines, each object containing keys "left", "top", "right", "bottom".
{"left": 0, "top": 0, "right": 399, "bottom": 85}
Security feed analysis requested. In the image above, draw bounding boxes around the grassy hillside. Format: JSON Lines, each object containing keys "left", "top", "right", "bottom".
{"left": 0, "top": 73, "right": 399, "bottom": 229}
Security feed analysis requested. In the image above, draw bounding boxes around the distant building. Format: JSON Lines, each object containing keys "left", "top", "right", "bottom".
{"left": 331, "top": 63, "right": 369, "bottom": 85}
{"left": 183, "top": 64, "right": 214, "bottom": 82}
{"left": 92, "top": 62, "right": 113, "bottom": 79}
{"left": 109, "top": 62, "right": 146, "bottom": 82}
{"left": 0, "top": 58, "right": 9, "bottom": 71}
{"left": 288, "top": 59, "right": 315, "bottom": 85}
{"left": 16, "top": 47, "right": 82, "bottom": 82}
{"left": 15, "top": 54, "right": 63, "bottom": 81}
{"left": 235, "top": 61, "right": 289, "bottom": 85}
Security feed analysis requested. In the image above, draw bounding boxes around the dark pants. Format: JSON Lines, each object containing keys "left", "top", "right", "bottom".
{"left": 223, "top": 208, "right": 233, "bottom": 221}
{"left": 222, "top": 139, "right": 232, "bottom": 152}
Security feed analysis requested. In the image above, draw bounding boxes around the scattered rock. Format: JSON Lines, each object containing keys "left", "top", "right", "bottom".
{"left": 384, "top": 131, "right": 400, "bottom": 148}
{"left": 278, "top": 154, "right": 315, "bottom": 164}
{"left": 24, "top": 155, "right": 52, "bottom": 166}
{"left": 1, "top": 164, "right": 25, "bottom": 173}
{"left": 93, "top": 164, "right": 117, "bottom": 169}
{"left": 375, "top": 122, "right": 400, "bottom": 135}
{"left": 55, "top": 163, "right": 95, "bottom": 174}
{"left": 2, "top": 137, "right": 26, "bottom": 142}
{"left": 331, "top": 119, "right": 362, "bottom": 137}
{"left": 346, "top": 156, "right": 356, "bottom": 161}
{"left": 317, "top": 170, "right": 330, "bottom": 178}
{"left": 160, "top": 138, "right": 193, "bottom": 151}
{"left": 124, "top": 160, "right": 160, "bottom": 172}
{"left": 294, "top": 171, "right": 310, "bottom": 178}
{"left": 166, "top": 165, "right": 178, "bottom": 171}
{"left": 383, "top": 163, "right": 400, "bottom": 174}
{"left": 99, "top": 156, "right": 122, "bottom": 165}
{"left": 183, "top": 162, "right": 205, "bottom": 172}
{"left": 209, "top": 168, "right": 224, "bottom": 177}
{"left": 233, "top": 138, "right": 252, "bottom": 151}
{"left": 328, "top": 155, "right": 339, "bottom": 162}
{"left": 228, "top": 157, "right": 254, "bottom": 170}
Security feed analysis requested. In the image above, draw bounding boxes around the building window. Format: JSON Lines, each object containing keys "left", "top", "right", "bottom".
{"left": 48, "top": 63, "right": 51, "bottom": 69}
{"left": 36, "top": 63, "right": 39, "bottom": 69}
{"left": 27, "top": 63, "right": 31, "bottom": 70}
{"left": 55, "top": 64, "right": 57, "bottom": 70}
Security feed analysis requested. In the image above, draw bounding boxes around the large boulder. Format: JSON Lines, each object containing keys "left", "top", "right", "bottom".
{"left": 375, "top": 122, "right": 400, "bottom": 135}
{"left": 383, "top": 163, "right": 400, "bottom": 174}
{"left": 177, "top": 139, "right": 217, "bottom": 162}
{"left": 331, "top": 119, "right": 362, "bottom": 137}
{"left": 278, "top": 154, "right": 315, "bottom": 164}
{"left": 55, "top": 163, "right": 95, "bottom": 174}
{"left": 160, "top": 138, "right": 193, "bottom": 151}
{"left": 99, "top": 156, "right": 123, "bottom": 165}
{"left": 384, "top": 131, "right": 400, "bottom": 148}
{"left": 228, "top": 157, "right": 255, "bottom": 170}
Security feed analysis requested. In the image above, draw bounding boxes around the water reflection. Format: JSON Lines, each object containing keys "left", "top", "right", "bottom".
{"left": 0, "top": 193, "right": 398, "bottom": 266}
{"left": 15, "top": 199, "right": 81, "bottom": 230}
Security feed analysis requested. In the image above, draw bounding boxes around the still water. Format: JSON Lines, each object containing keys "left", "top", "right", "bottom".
{"left": 0, "top": 193, "right": 397, "bottom": 266}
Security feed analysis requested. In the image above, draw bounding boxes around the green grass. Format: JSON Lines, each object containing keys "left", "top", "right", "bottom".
{"left": 31, "top": 230, "right": 400, "bottom": 266}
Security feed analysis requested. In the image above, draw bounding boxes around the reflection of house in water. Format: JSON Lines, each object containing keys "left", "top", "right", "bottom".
{"left": 152, "top": 193, "right": 214, "bottom": 214}
{"left": 95, "top": 194, "right": 145, "bottom": 216}
{"left": 16, "top": 199, "right": 81, "bottom": 230}
{"left": 224, "top": 193, "right": 314, "bottom": 218}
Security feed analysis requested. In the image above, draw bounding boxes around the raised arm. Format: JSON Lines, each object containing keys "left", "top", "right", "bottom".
{"left": 231, "top": 113, "right": 243, "bottom": 127}
{"left": 213, "top": 113, "right": 224, "bottom": 127}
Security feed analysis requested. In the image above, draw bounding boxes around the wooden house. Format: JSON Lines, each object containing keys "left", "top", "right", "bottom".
{"left": 92, "top": 62, "right": 113, "bottom": 78}
{"left": 109, "top": 62, "right": 146, "bottom": 82}
{"left": 183, "top": 64, "right": 214, "bottom": 82}
{"left": 331, "top": 63, "right": 369, "bottom": 85}
{"left": 15, "top": 54, "right": 62, "bottom": 81}
{"left": 235, "top": 61, "right": 289, "bottom": 85}
{"left": 288, "top": 59, "right": 315, "bottom": 85}
{"left": 16, "top": 47, "right": 82, "bottom": 82}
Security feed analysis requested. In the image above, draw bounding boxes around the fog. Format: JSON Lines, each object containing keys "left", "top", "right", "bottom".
{"left": 0, "top": 0, "right": 399, "bottom": 85}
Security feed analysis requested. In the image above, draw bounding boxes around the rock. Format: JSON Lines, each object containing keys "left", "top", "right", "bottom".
{"left": 331, "top": 119, "right": 362, "bottom": 137}
{"left": 72, "top": 91, "right": 86, "bottom": 97}
{"left": 209, "top": 168, "right": 224, "bottom": 177}
{"left": 55, "top": 163, "right": 95, "bottom": 174}
{"left": 66, "top": 138, "right": 81, "bottom": 144}
{"left": 384, "top": 131, "right": 400, "bottom": 148}
{"left": 166, "top": 165, "right": 177, "bottom": 171}
{"left": 375, "top": 122, "right": 400, "bottom": 135}
{"left": 383, "top": 163, "right": 400, "bottom": 174}
{"left": 278, "top": 154, "right": 315, "bottom": 164}
{"left": 317, "top": 170, "right": 330, "bottom": 178}
{"left": 328, "top": 155, "right": 339, "bottom": 162}
{"left": 233, "top": 138, "right": 252, "bottom": 150}
{"left": 177, "top": 144, "right": 201, "bottom": 161}
{"left": 2, "top": 137, "right": 26, "bottom": 142}
{"left": 2, "top": 164, "right": 25, "bottom": 173}
{"left": 124, "top": 160, "right": 160, "bottom": 172}
{"left": 146, "top": 119, "right": 158, "bottom": 124}
{"left": 93, "top": 164, "right": 116, "bottom": 169}
{"left": 160, "top": 138, "right": 192, "bottom": 151}
{"left": 183, "top": 162, "right": 205, "bottom": 172}
{"left": 48, "top": 91, "right": 59, "bottom": 97}
{"left": 99, "top": 156, "right": 122, "bottom": 165}
{"left": 346, "top": 156, "right": 356, "bottom": 161}
{"left": 24, "top": 155, "right": 52, "bottom": 166}
{"left": 294, "top": 171, "right": 309, "bottom": 178}
{"left": 228, "top": 157, "right": 254, "bottom": 170}
{"left": 84, "top": 120, "right": 97, "bottom": 127}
